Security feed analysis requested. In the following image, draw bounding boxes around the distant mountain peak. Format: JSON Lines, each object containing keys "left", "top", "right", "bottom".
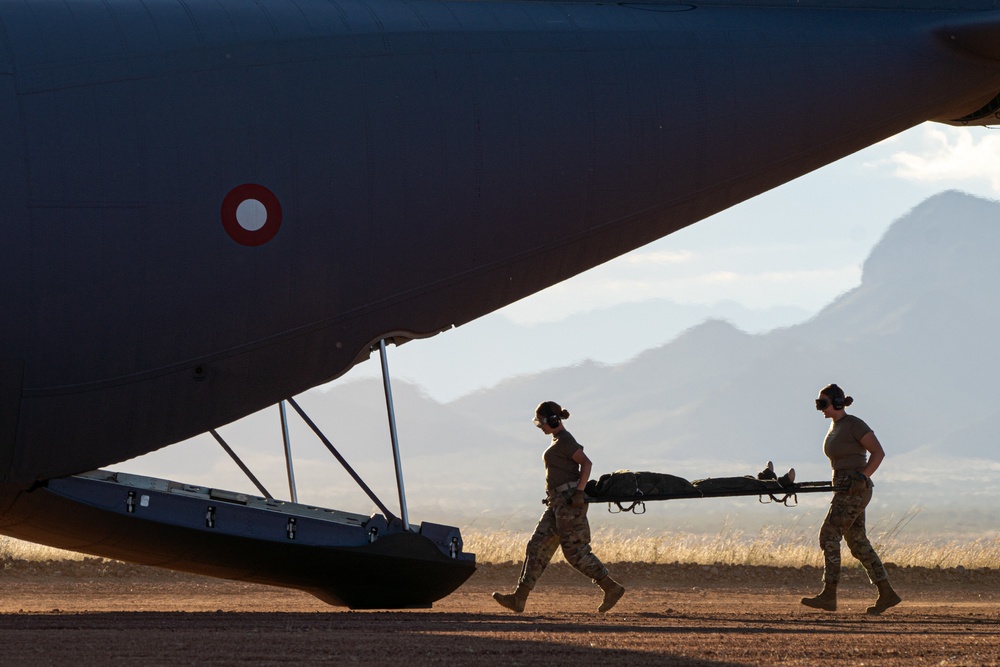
{"left": 862, "top": 190, "right": 1000, "bottom": 287}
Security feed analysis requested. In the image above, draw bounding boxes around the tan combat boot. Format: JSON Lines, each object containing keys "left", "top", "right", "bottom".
{"left": 596, "top": 575, "right": 625, "bottom": 613}
{"left": 492, "top": 584, "right": 530, "bottom": 613}
{"left": 800, "top": 581, "right": 837, "bottom": 611}
{"left": 866, "top": 579, "right": 901, "bottom": 615}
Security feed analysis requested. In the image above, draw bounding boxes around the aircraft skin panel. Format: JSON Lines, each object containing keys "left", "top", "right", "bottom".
{"left": 943, "top": 15, "right": 1000, "bottom": 64}
{"left": 1, "top": 1, "right": 1000, "bottom": 481}
{"left": 0, "top": 48, "right": 26, "bottom": 466}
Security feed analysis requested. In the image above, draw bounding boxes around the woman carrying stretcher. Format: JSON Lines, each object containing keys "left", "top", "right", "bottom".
{"left": 492, "top": 401, "right": 626, "bottom": 613}
{"left": 801, "top": 383, "right": 902, "bottom": 615}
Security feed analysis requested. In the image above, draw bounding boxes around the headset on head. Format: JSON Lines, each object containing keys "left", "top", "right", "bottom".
{"left": 823, "top": 384, "right": 847, "bottom": 410}
{"left": 537, "top": 402, "right": 562, "bottom": 427}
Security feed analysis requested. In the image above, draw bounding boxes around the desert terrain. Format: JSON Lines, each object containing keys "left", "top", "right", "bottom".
{"left": 0, "top": 559, "right": 997, "bottom": 666}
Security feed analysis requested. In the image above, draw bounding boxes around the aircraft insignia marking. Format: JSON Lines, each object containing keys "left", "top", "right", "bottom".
{"left": 220, "top": 183, "right": 283, "bottom": 246}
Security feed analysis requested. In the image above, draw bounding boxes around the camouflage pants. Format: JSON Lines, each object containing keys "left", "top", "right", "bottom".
{"left": 518, "top": 490, "right": 609, "bottom": 589}
{"left": 819, "top": 471, "right": 888, "bottom": 584}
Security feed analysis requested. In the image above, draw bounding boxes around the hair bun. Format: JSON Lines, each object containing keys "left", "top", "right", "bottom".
{"left": 843, "top": 396, "right": 854, "bottom": 407}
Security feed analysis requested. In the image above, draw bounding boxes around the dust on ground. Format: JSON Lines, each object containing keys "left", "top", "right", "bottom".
{"left": 1, "top": 559, "right": 997, "bottom": 666}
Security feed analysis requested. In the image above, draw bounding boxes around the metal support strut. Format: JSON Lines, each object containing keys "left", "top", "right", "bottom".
{"left": 206, "top": 341, "right": 410, "bottom": 530}
{"left": 279, "top": 400, "right": 298, "bottom": 504}
{"left": 379, "top": 339, "right": 410, "bottom": 531}
{"left": 286, "top": 397, "right": 398, "bottom": 524}
{"left": 209, "top": 429, "right": 273, "bottom": 499}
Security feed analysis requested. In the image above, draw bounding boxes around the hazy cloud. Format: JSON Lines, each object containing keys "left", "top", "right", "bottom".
{"left": 625, "top": 249, "right": 696, "bottom": 265}
{"left": 499, "top": 266, "right": 860, "bottom": 323}
{"left": 877, "top": 126, "right": 1000, "bottom": 192}
{"left": 649, "top": 266, "right": 861, "bottom": 309}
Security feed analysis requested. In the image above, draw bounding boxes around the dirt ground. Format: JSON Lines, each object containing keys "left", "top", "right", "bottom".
{"left": 0, "top": 559, "right": 998, "bottom": 666}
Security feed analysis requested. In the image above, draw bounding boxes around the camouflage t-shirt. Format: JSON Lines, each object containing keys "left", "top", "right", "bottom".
{"left": 544, "top": 430, "right": 583, "bottom": 490}
{"left": 823, "top": 414, "right": 873, "bottom": 471}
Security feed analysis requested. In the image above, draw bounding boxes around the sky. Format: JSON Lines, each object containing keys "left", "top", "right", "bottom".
{"left": 337, "top": 121, "right": 1000, "bottom": 400}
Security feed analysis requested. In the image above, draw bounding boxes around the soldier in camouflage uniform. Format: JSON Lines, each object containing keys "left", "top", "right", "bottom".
{"left": 492, "top": 401, "right": 625, "bottom": 613}
{"left": 801, "top": 384, "right": 902, "bottom": 615}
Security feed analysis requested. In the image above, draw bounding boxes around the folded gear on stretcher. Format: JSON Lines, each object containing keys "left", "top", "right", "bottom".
{"left": 584, "top": 465, "right": 846, "bottom": 512}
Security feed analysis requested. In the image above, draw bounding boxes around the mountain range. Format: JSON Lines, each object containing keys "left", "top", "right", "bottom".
{"left": 342, "top": 297, "right": 810, "bottom": 402}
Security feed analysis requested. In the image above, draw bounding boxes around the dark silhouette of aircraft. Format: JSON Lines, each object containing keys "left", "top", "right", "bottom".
{"left": 0, "top": 0, "right": 998, "bottom": 607}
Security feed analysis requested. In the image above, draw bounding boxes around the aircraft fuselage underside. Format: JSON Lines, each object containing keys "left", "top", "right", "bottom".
{"left": 0, "top": 470, "right": 475, "bottom": 609}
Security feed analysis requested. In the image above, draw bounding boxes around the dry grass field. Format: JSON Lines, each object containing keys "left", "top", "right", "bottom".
{"left": 1, "top": 528, "right": 999, "bottom": 666}
{"left": 464, "top": 519, "right": 1000, "bottom": 569}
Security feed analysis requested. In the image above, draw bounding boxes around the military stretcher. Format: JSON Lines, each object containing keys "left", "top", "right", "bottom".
{"left": 583, "top": 469, "right": 848, "bottom": 513}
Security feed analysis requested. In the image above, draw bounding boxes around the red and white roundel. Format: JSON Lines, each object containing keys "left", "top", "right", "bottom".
{"left": 220, "top": 184, "right": 282, "bottom": 246}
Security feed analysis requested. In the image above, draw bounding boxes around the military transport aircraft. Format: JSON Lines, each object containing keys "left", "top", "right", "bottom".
{"left": 0, "top": 0, "right": 998, "bottom": 608}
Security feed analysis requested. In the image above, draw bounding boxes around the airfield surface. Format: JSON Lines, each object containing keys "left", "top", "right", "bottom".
{"left": 0, "top": 560, "right": 997, "bottom": 666}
